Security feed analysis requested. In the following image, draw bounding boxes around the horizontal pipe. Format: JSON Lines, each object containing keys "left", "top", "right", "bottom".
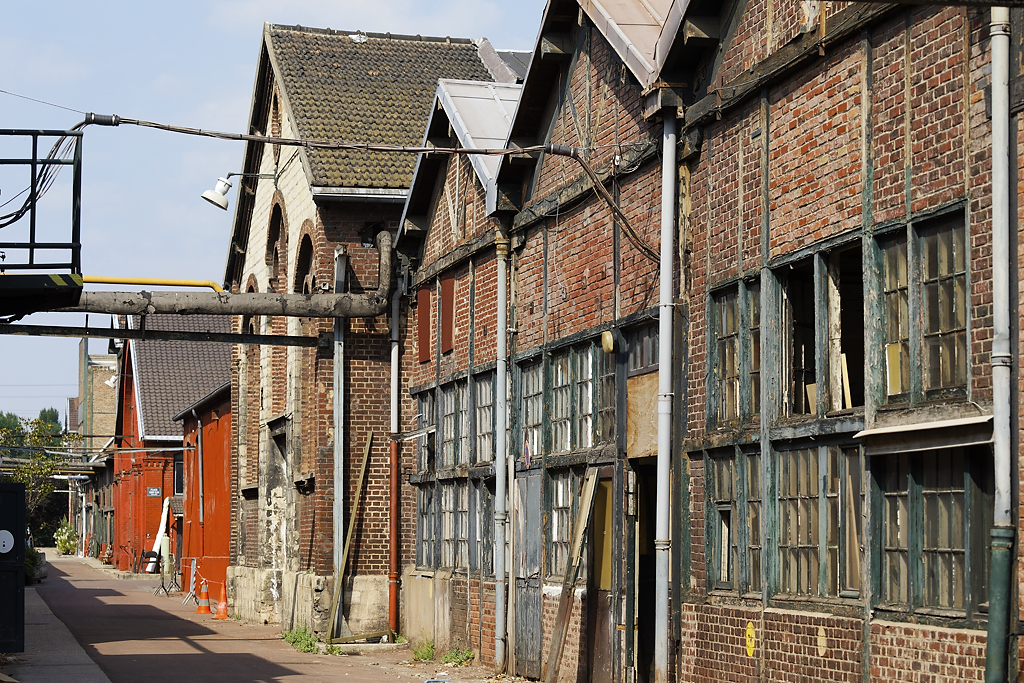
{"left": 83, "top": 276, "right": 224, "bottom": 292}
{"left": 0, "top": 323, "right": 328, "bottom": 347}
{"left": 59, "top": 232, "right": 392, "bottom": 318}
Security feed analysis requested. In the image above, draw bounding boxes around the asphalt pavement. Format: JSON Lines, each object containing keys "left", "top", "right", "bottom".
{"left": 1, "top": 553, "right": 501, "bottom": 683}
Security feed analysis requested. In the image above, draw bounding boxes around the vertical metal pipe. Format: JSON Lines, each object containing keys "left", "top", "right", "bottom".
{"left": 987, "top": 8, "right": 1014, "bottom": 683}
{"left": 193, "top": 409, "right": 205, "bottom": 524}
{"left": 389, "top": 287, "right": 401, "bottom": 634}
{"left": 333, "top": 248, "right": 348, "bottom": 636}
{"left": 655, "top": 112, "right": 677, "bottom": 683}
{"left": 494, "top": 229, "right": 510, "bottom": 672}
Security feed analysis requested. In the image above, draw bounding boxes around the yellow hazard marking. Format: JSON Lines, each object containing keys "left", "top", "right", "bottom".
{"left": 745, "top": 621, "right": 755, "bottom": 657}
{"left": 48, "top": 273, "right": 68, "bottom": 286}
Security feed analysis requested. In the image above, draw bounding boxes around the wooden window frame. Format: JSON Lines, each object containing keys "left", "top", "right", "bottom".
{"left": 417, "top": 287, "right": 432, "bottom": 363}
{"left": 473, "top": 372, "right": 495, "bottom": 464}
{"left": 873, "top": 446, "right": 990, "bottom": 622}
{"left": 440, "top": 273, "right": 455, "bottom": 354}
{"left": 709, "top": 277, "right": 762, "bottom": 427}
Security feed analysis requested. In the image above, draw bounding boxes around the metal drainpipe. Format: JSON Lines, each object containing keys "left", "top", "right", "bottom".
{"left": 986, "top": 8, "right": 1014, "bottom": 683}
{"left": 192, "top": 409, "right": 204, "bottom": 525}
{"left": 654, "top": 112, "right": 677, "bottom": 683}
{"left": 389, "top": 285, "right": 401, "bottom": 635}
{"left": 333, "top": 247, "right": 348, "bottom": 637}
{"left": 494, "top": 227, "right": 510, "bottom": 673}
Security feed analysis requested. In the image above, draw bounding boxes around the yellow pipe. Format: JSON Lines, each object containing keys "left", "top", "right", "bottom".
{"left": 82, "top": 276, "right": 224, "bottom": 293}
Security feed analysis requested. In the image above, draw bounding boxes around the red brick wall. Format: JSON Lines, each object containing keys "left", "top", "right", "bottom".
{"left": 870, "top": 621, "right": 985, "bottom": 681}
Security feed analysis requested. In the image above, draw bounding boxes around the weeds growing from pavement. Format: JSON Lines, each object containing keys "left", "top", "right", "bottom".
{"left": 283, "top": 625, "right": 319, "bottom": 653}
{"left": 440, "top": 646, "right": 474, "bottom": 666}
{"left": 412, "top": 639, "right": 434, "bottom": 661}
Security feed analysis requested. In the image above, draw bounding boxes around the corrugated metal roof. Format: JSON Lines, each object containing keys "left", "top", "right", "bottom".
{"left": 579, "top": 0, "right": 690, "bottom": 89}
{"left": 436, "top": 79, "right": 523, "bottom": 188}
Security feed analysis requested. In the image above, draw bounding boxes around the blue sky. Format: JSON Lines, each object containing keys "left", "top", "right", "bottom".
{"left": 0, "top": 0, "right": 546, "bottom": 424}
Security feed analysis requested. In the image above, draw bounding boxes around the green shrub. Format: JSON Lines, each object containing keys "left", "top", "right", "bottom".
{"left": 23, "top": 546, "right": 39, "bottom": 584}
{"left": 324, "top": 644, "right": 341, "bottom": 655}
{"left": 282, "top": 625, "right": 319, "bottom": 653}
{"left": 394, "top": 633, "right": 408, "bottom": 644}
{"left": 54, "top": 518, "right": 77, "bottom": 555}
{"left": 440, "top": 646, "right": 474, "bottom": 666}
{"left": 412, "top": 639, "right": 434, "bottom": 661}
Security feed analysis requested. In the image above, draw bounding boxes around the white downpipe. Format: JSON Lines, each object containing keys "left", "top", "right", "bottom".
{"left": 991, "top": 6, "right": 1012, "bottom": 529}
{"left": 334, "top": 249, "right": 348, "bottom": 576}
{"left": 147, "top": 497, "right": 171, "bottom": 573}
{"left": 391, "top": 288, "right": 401, "bottom": 435}
{"left": 192, "top": 410, "right": 205, "bottom": 524}
{"left": 494, "top": 229, "right": 510, "bottom": 672}
{"left": 654, "top": 113, "right": 677, "bottom": 683}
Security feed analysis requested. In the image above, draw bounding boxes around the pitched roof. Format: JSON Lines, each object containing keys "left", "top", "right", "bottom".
{"left": 267, "top": 25, "right": 496, "bottom": 189}
{"left": 129, "top": 315, "right": 231, "bottom": 440}
{"left": 579, "top": 0, "right": 689, "bottom": 88}
{"left": 398, "top": 79, "right": 522, "bottom": 254}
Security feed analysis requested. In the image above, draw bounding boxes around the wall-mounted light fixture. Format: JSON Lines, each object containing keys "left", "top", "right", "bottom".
{"left": 201, "top": 169, "right": 277, "bottom": 211}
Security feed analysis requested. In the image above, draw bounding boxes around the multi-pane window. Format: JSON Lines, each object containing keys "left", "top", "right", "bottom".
{"left": 551, "top": 353, "right": 572, "bottom": 453}
{"left": 628, "top": 325, "right": 659, "bottom": 374}
{"left": 456, "top": 382, "right": 469, "bottom": 465}
{"left": 879, "top": 447, "right": 988, "bottom": 615}
{"left": 472, "top": 481, "right": 494, "bottom": 574}
{"left": 550, "top": 469, "right": 574, "bottom": 577}
{"left": 715, "top": 289, "right": 740, "bottom": 421}
{"left": 418, "top": 486, "right": 435, "bottom": 567}
{"left": 455, "top": 480, "right": 470, "bottom": 568}
{"left": 921, "top": 220, "right": 967, "bottom": 392}
{"left": 416, "top": 391, "right": 436, "bottom": 472}
{"left": 474, "top": 373, "right": 494, "bottom": 463}
{"left": 598, "top": 348, "right": 616, "bottom": 443}
{"left": 441, "top": 481, "right": 457, "bottom": 567}
{"left": 711, "top": 278, "right": 760, "bottom": 424}
{"left": 522, "top": 363, "right": 542, "bottom": 463}
{"left": 778, "top": 446, "right": 863, "bottom": 598}
{"left": 440, "top": 384, "right": 458, "bottom": 468}
{"left": 883, "top": 234, "right": 910, "bottom": 396}
{"left": 576, "top": 348, "right": 593, "bottom": 449}
{"left": 882, "top": 214, "right": 969, "bottom": 399}
{"left": 746, "top": 450, "right": 761, "bottom": 593}
{"left": 439, "top": 382, "right": 468, "bottom": 468}
{"left": 709, "top": 452, "right": 737, "bottom": 589}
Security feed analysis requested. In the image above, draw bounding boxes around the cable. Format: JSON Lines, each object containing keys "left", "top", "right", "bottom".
{"left": 0, "top": 89, "right": 86, "bottom": 115}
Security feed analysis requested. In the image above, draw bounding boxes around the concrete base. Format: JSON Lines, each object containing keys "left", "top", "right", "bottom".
{"left": 228, "top": 566, "right": 388, "bottom": 637}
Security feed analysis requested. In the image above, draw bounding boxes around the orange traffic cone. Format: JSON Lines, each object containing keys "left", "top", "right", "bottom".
{"left": 195, "top": 581, "right": 212, "bottom": 614}
{"left": 213, "top": 583, "right": 229, "bottom": 620}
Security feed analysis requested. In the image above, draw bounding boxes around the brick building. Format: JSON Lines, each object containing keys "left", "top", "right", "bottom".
{"left": 394, "top": 0, "right": 1024, "bottom": 681}
{"left": 395, "top": 76, "right": 524, "bottom": 661}
{"left": 220, "top": 23, "right": 523, "bottom": 635}
{"left": 70, "top": 338, "right": 117, "bottom": 557}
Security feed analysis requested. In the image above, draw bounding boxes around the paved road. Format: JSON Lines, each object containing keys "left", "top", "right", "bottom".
{"left": 20, "top": 556, "right": 488, "bottom": 683}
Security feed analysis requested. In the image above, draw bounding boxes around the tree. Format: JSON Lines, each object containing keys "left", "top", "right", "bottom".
{"left": 1, "top": 408, "right": 76, "bottom": 522}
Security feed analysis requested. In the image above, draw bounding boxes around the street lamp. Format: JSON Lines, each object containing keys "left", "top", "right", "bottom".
{"left": 200, "top": 170, "right": 277, "bottom": 211}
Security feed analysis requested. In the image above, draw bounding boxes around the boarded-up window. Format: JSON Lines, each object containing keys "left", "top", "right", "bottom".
{"left": 440, "top": 273, "right": 455, "bottom": 354}
{"left": 417, "top": 287, "right": 431, "bottom": 363}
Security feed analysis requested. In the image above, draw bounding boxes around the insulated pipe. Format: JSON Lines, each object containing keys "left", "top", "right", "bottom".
{"left": 388, "top": 286, "right": 401, "bottom": 635}
{"left": 333, "top": 247, "right": 348, "bottom": 633}
{"left": 493, "top": 228, "right": 510, "bottom": 673}
{"left": 986, "top": 8, "right": 1014, "bottom": 683}
{"left": 654, "top": 113, "right": 677, "bottom": 683}
{"left": 147, "top": 497, "right": 171, "bottom": 573}
{"left": 62, "top": 232, "right": 392, "bottom": 318}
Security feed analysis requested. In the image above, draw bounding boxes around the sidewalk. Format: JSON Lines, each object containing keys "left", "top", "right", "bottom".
{"left": 1, "top": 553, "right": 506, "bottom": 683}
{"left": 1, "top": 584, "right": 111, "bottom": 683}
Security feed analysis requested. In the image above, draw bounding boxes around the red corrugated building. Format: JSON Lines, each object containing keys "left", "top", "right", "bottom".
{"left": 174, "top": 383, "right": 232, "bottom": 596}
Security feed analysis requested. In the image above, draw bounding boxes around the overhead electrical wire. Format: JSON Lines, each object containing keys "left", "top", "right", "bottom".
{"left": 0, "top": 85, "right": 661, "bottom": 263}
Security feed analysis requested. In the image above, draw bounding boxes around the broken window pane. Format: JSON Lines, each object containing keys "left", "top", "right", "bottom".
{"left": 577, "top": 347, "right": 594, "bottom": 448}
{"left": 746, "top": 450, "right": 762, "bottom": 593}
{"left": 474, "top": 373, "right": 494, "bottom": 463}
{"left": 551, "top": 352, "right": 571, "bottom": 453}
{"left": 748, "top": 281, "right": 761, "bottom": 417}
{"left": 784, "top": 263, "right": 816, "bottom": 415}
{"left": 715, "top": 289, "right": 739, "bottom": 421}
{"left": 522, "top": 363, "right": 543, "bottom": 461}
{"left": 709, "top": 451, "right": 736, "bottom": 590}
{"left": 779, "top": 448, "right": 820, "bottom": 596}
{"left": 882, "top": 234, "right": 910, "bottom": 396}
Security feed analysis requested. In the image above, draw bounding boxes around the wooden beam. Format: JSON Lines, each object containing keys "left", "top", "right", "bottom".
{"left": 683, "top": 16, "right": 721, "bottom": 44}
{"left": 686, "top": 3, "right": 899, "bottom": 128}
{"left": 328, "top": 433, "right": 374, "bottom": 644}
{"left": 541, "top": 467, "right": 600, "bottom": 683}
{"left": 541, "top": 33, "right": 573, "bottom": 59}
